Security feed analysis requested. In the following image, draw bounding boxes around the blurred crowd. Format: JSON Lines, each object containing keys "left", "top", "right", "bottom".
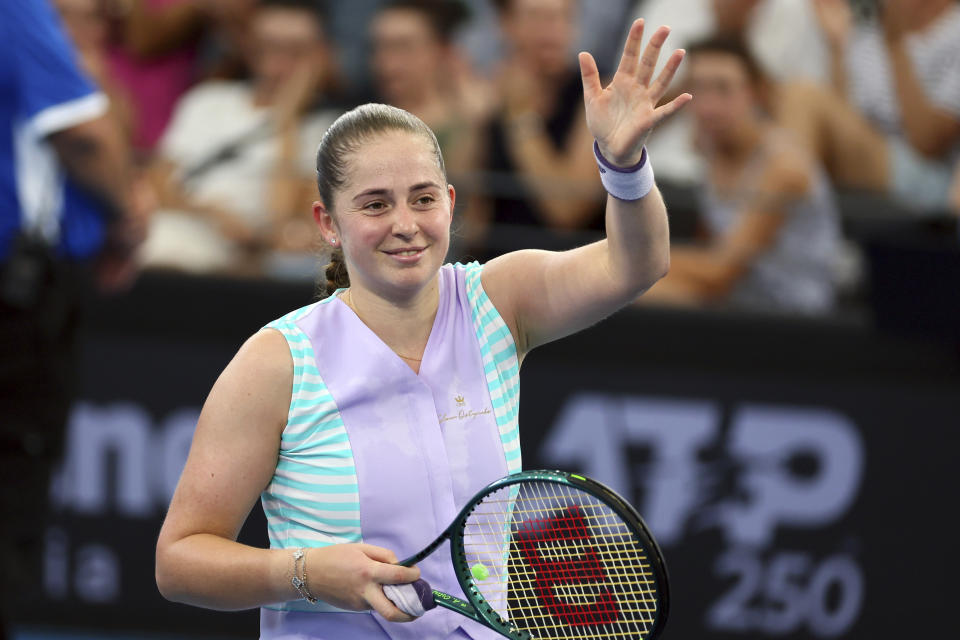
{"left": 51, "top": 0, "right": 960, "bottom": 314}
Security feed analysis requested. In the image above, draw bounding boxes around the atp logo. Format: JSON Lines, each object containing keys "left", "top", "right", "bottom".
{"left": 539, "top": 394, "right": 864, "bottom": 548}
{"left": 540, "top": 395, "right": 868, "bottom": 637}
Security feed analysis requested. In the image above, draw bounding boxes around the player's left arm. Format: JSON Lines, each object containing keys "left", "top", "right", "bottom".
{"left": 481, "top": 20, "right": 691, "bottom": 357}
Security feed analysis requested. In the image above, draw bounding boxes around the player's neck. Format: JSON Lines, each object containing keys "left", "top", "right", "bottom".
{"left": 340, "top": 280, "right": 439, "bottom": 367}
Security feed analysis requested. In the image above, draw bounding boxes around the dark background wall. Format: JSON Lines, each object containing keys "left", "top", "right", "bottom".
{"left": 20, "top": 272, "right": 960, "bottom": 639}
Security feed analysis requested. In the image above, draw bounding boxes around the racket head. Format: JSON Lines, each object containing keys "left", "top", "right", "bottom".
{"left": 450, "top": 470, "right": 669, "bottom": 640}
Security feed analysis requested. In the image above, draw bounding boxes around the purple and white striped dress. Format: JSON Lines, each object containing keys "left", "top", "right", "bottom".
{"left": 259, "top": 262, "right": 522, "bottom": 640}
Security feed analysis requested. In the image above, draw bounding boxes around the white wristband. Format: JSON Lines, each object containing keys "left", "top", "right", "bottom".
{"left": 594, "top": 142, "right": 655, "bottom": 201}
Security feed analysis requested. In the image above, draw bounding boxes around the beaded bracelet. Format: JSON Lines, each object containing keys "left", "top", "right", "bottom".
{"left": 593, "top": 141, "right": 655, "bottom": 201}
{"left": 291, "top": 548, "right": 319, "bottom": 604}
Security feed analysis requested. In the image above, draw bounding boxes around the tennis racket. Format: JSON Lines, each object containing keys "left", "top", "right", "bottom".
{"left": 386, "top": 469, "right": 669, "bottom": 640}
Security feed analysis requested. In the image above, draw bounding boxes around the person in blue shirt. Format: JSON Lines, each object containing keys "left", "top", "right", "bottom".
{"left": 0, "top": 1, "right": 148, "bottom": 636}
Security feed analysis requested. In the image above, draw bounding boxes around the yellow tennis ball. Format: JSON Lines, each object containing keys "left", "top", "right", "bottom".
{"left": 471, "top": 562, "right": 489, "bottom": 581}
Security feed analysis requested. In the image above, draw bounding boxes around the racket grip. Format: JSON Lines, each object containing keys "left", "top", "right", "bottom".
{"left": 384, "top": 578, "right": 436, "bottom": 617}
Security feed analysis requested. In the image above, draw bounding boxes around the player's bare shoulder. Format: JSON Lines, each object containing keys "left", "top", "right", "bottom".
{"left": 224, "top": 329, "right": 294, "bottom": 395}
{"left": 250, "top": 328, "right": 296, "bottom": 379}
{"left": 199, "top": 328, "right": 294, "bottom": 439}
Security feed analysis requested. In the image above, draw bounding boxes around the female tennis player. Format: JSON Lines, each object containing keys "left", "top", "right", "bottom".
{"left": 155, "top": 18, "right": 690, "bottom": 640}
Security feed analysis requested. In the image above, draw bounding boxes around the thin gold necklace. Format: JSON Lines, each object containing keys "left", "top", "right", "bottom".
{"left": 343, "top": 288, "right": 423, "bottom": 362}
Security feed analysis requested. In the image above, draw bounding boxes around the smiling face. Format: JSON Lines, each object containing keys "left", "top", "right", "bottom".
{"left": 316, "top": 130, "right": 454, "bottom": 300}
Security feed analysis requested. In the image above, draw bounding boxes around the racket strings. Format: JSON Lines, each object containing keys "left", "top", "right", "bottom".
{"left": 518, "top": 481, "right": 649, "bottom": 637}
{"left": 460, "top": 481, "right": 659, "bottom": 639}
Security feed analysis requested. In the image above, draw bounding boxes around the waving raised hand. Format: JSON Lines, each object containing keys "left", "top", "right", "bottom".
{"left": 579, "top": 19, "right": 691, "bottom": 168}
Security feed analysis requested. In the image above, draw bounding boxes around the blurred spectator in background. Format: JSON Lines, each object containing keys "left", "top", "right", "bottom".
{"left": 103, "top": 0, "right": 205, "bottom": 155}
{"left": 190, "top": 0, "right": 260, "bottom": 80}
{"left": 370, "top": 0, "right": 481, "bottom": 177}
{"left": 632, "top": 0, "right": 828, "bottom": 85}
{"left": 469, "top": 0, "right": 605, "bottom": 260}
{"left": 370, "top": 0, "right": 491, "bottom": 255}
{"left": 321, "top": 0, "right": 389, "bottom": 94}
{"left": 141, "top": 0, "right": 339, "bottom": 277}
{"left": 642, "top": 38, "right": 841, "bottom": 314}
{"left": 0, "top": 0, "right": 150, "bottom": 635}
{"left": 458, "top": 0, "right": 634, "bottom": 78}
{"left": 54, "top": 0, "right": 137, "bottom": 141}
{"left": 628, "top": 0, "right": 828, "bottom": 185}
{"left": 91, "top": 0, "right": 260, "bottom": 156}
{"left": 777, "top": 0, "right": 960, "bottom": 214}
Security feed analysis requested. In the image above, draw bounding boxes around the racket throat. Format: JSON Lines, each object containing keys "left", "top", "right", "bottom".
{"left": 431, "top": 591, "right": 531, "bottom": 640}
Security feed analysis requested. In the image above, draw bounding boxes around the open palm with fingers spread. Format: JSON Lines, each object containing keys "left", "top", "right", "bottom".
{"left": 579, "top": 19, "right": 691, "bottom": 168}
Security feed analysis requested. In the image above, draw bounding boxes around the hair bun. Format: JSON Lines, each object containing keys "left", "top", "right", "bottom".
{"left": 323, "top": 247, "right": 350, "bottom": 296}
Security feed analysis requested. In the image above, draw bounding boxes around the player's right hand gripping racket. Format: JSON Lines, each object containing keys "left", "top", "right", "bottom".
{"left": 387, "top": 470, "right": 669, "bottom": 640}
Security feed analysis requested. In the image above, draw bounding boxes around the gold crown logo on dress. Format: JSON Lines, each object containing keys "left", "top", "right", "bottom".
{"left": 454, "top": 394, "right": 466, "bottom": 407}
